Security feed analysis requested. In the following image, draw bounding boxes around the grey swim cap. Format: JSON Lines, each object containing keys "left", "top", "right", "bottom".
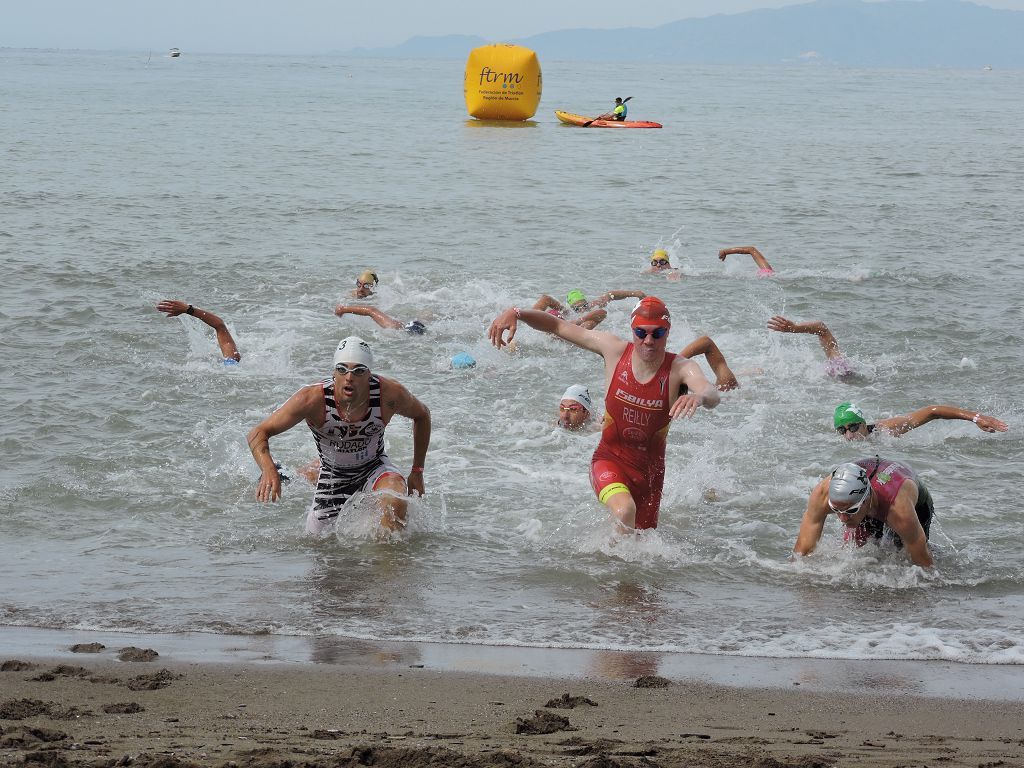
{"left": 828, "top": 462, "right": 871, "bottom": 513}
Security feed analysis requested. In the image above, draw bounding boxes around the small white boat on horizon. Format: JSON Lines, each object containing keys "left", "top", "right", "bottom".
{"left": 169, "top": 48, "right": 181, "bottom": 58}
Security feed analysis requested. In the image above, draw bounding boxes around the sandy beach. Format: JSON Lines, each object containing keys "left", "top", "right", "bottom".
{"left": 2, "top": 635, "right": 1022, "bottom": 768}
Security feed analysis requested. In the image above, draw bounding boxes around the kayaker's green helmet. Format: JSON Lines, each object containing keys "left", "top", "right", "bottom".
{"left": 566, "top": 290, "right": 588, "bottom": 310}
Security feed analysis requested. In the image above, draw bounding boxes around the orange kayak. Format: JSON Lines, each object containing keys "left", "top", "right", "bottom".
{"left": 555, "top": 110, "right": 662, "bottom": 129}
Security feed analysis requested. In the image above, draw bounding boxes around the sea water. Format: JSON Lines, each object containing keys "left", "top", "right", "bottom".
{"left": 1, "top": 49, "right": 1022, "bottom": 667}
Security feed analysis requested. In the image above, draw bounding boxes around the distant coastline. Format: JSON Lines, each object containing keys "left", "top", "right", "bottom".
{"left": 343, "top": 0, "right": 1024, "bottom": 69}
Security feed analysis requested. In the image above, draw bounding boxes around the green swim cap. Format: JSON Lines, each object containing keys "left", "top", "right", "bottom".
{"left": 566, "top": 290, "right": 587, "bottom": 307}
{"left": 833, "top": 402, "right": 867, "bottom": 429}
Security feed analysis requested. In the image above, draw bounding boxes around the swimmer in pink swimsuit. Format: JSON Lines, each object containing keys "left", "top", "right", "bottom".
{"left": 767, "top": 315, "right": 855, "bottom": 380}
{"left": 489, "top": 297, "right": 720, "bottom": 531}
{"left": 793, "top": 458, "right": 935, "bottom": 567}
{"left": 718, "top": 246, "right": 776, "bottom": 277}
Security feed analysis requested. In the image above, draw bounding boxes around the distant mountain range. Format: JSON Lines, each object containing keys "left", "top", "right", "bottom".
{"left": 346, "top": 0, "right": 1023, "bottom": 68}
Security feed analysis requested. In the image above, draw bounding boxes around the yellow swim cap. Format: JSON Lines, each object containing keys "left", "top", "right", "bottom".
{"left": 651, "top": 249, "right": 669, "bottom": 264}
{"left": 357, "top": 270, "right": 378, "bottom": 285}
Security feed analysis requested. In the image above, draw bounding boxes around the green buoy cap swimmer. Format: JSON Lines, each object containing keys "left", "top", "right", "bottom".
{"left": 451, "top": 352, "right": 476, "bottom": 369}
{"left": 334, "top": 336, "right": 374, "bottom": 369}
{"left": 833, "top": 402, "right": 866, "bottom": 429}
{"left": 566, "top": 290, "right": 588, "bottom": 308}
{"left": 560, "top": 384, "right": 593, "bottom": 413}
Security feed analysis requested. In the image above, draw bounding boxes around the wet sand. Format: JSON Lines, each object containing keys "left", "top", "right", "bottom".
{"left": 2, "top": 636, "right": 1023, "bottom": 767}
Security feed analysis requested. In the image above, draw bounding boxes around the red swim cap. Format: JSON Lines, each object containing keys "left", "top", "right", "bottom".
{"left": 630, "top": 297, "right": 671, "bottom": 329}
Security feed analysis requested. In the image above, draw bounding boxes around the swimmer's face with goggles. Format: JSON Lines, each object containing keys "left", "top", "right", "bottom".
{"left": 332, "top": 362, "right": 371, "bottom": 407}
{"left": 836, "top": 421, "right": 870, "bottom": 441}
{"left": 558, "top": 399, "right": 591, "bottom": 431}
{"left": 631, "top": 324, "right": 669, "bottom": 363}
{"left": 827, "top": 491, "right": 872, "bottom": 526}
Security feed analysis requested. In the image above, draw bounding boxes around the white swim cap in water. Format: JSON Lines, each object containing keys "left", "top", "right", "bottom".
{"left": 828, "top": 462, "right": 871, "bottom": 513}
{"left": 333, "top": 336, "right": 374, "bottom": 369}
{"left": 560, "top": 384, "right": 593, "bottom": 413}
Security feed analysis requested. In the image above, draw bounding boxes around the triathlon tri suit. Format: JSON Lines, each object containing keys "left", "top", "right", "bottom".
{"left": 590, "top": 348, "right": 676, "bottom": 529}
{"left": 847, "top": 456, "right": 933, "bottom": 547}
{"left": 304, "top": 376, "right": 400, "bottom": 533}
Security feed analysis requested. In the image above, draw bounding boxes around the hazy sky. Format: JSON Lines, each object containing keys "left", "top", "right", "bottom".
{"left": 5, "top": 0, "right": 1024, "bottom": 54}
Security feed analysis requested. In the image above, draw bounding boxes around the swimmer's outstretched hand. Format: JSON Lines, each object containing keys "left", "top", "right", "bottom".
{"left": 256, "top": 466, "right": 282, "bottom": 502}
{"left": 156, "top": 299, "right": 190, "bottom": 317}
{"left": 767, "top": 315, "right": 797, "bottom": 333}
{"left": 974, "top": 414, "right": 1009, "bottom": 433}
{"left": 669, "top": 393, "right": 702, "bottom": 419}
{"left": 488, "top": 307, "right": 519, "bottom": 349}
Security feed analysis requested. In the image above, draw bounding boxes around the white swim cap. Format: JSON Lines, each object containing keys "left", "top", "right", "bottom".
{"left": 828, "top": 462, "right": 871, "bottom": 512}
{"left": 561, "top": 385, "right": 593, "bottom": 413}
{"left": 333, "top": 336, "right": 374, "bottom": 369}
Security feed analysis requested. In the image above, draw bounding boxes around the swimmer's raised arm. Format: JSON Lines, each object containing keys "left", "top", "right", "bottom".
{"left": 719, "top": 246, "right": 774, "bottom": 274}
{"left": 532, "top": 294, "right": 565, "bottom": 313}
{"left": 768, "top": 316, "right": 843, "bottom": 360}
{"left": 334, "top": 304, "right": 404, "bottom": 330}
{"left": 591, "top": 289, "right": 646, "bottom": 308}
{"left": 679, "top": 335, "right": 739, "bottom": 391}
{"left": 488, "top": 306, "right": 619, "bottom": 357}
{"left": 875, "top": 406, "right": 1009, "bottom": 437}
{"left": 157, "top": 299, "right": 240, "bottom": 362}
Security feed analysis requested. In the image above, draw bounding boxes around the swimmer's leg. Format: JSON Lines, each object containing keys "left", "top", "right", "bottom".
{"left": 591, "top": 459, "right": 637, "bottom": 532}
{"left": 369, "top": 470, "right": 408, "bottom": 532}
{"left": 604, "top": 487, "right": 638, "bottom": 533}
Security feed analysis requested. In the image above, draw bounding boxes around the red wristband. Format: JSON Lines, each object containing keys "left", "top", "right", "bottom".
{"left": 411, "top": 466, "right": 424, "bottom": 473}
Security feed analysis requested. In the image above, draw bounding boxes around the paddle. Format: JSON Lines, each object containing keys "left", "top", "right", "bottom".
{"left": 582, "top": 96, "right": 632, "bottom": 127}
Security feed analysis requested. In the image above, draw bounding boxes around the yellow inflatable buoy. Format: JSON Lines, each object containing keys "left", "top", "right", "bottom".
{"left": 464, "top": 44, "right": 542, "bottom": 121}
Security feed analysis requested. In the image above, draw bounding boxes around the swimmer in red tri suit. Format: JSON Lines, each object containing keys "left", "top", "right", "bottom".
{"left": 488, "top": 296, "right": 720, "bottom": 531}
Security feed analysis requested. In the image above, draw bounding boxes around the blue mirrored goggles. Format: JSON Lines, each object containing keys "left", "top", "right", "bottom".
{"left": 633, "top": 327, "right": 668, "bottom": 340}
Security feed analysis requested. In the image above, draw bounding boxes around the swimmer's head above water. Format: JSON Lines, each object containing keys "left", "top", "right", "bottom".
{"left": 566, "top": 290, "right": 589, "bottom": 312}
{"left": 834, "top": 402, "right": 872, "bottom": 440}
{"left": 558, "top": 384, "right": 593, "bottom": 431}
{"left": 650, "top": 249, "right": 671, "bottom": 268}
{"left": 355, "top": 270, "right": 378, "bottom": 298}
{"left": 827, "top": 462, "right": 872, "bottom": 522}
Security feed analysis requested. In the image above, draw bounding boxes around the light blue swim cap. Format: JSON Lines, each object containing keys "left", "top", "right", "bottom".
{"left": 451, "top": 352, "right": 476, "bottom": 369}
{"left": 223, "top": 358, "right": 239, "bottom": 366}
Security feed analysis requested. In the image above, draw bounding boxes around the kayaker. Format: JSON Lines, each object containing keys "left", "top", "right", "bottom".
{"left": 611, "top": 97, "right": 628, "bottom": 121}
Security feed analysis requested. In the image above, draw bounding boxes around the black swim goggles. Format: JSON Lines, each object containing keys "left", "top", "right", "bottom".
{"left": 835, "top": 423, "right": 865, "bottom": 435}
{"left": 651, "top": 258, "right": 670, "bottom": 266}
{"left": 334, "top": 363, "right": 370, "bottom": 376}
{"left": 633, "top": 327, "right": 668, "bottom": 340}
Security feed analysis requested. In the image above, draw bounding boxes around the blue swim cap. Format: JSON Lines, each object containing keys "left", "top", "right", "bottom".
{"left": 223, "top": 358, "right": 239, "bottom": 366}
{"left": 451, "top": 352, "right": 476, "bottom": 369}
{"left": 405, "top": 320, "right": 427, "bottom": 335}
